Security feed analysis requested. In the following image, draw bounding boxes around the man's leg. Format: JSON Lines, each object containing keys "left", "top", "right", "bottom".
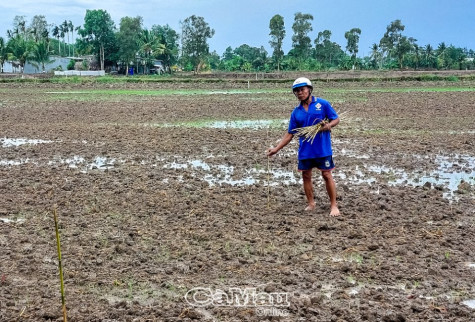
{"left": 321, "top": 170, "right": 340, "bottom": 216}
{"left": 302, "top": 169, "right": 315, "bottom": 211}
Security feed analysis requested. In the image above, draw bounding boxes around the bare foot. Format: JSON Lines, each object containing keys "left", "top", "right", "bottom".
{"left": 330, "top": 206, "right": 340, "bottom": 217}
{"left": 304, "top": 204, "right": 316, "bottom": 211}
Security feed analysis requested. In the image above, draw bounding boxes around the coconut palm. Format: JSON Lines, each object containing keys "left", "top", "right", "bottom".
{"left": 7, "top": 35, "right": 31, "bottom": 73}
{"left": 68, "top": 21, "right": 74, "bottom": 57}
{"left": 62, "top": 20, "right": 70, "bottom": 56}
{"left": 30, "top": 40, "right": 55, "bottom": 72}
{"left": 52, "top": 25, "right": 60, "bottom": 55}
{"left": 139, "top": 28, "right": 165, "bottom": 73}
{"left": 74, "top": 25, "right": 81, "bottom": 57}
{"left": 370, "top": 43, "right": 382, "bottom": 69}
{"left": 0, "top": 37, "right": 9, "bottom": 73}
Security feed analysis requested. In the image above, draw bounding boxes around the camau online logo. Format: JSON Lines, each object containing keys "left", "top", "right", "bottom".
{"left": 184, "top": 287, "right": 290, "bottom": 307}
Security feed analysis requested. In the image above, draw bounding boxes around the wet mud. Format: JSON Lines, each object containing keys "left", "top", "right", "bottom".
{"left": 0, "top": 80, "right": 474, "bottom": 321}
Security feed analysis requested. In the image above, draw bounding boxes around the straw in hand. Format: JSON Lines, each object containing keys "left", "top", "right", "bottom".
{"left": 293, "top": 118, "right": 329, "bottom": 144}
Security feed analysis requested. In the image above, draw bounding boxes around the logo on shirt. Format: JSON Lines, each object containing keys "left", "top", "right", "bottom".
{"left": 315, "top": 103, "right": 322, "bottom": 110}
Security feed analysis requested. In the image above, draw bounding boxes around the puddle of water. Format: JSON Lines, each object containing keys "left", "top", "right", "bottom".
{"left": 334, "top": 155, "right": 474, "bottom": 199}
{"left": 0, "top": 158, "right": 30, "bottom": 166}
{"left": 207, "top": 120, "right": 287, "bottom": 129}
{"left": 1, "top": 137, "right": 53, "bottom": 147}
{"left": 0, "top": 217, "right": 26, "bottom": 224}
{"left": 85, "top": 156, "right": 117, "bottom": 171}
{"left": 462, "top": 299, "right": 475, "bottom": 309}
{"left": 339, "top": 148, "right": 370, "bottom": 159}
{"left": 347, "top": 288, "right": 359, "bottom": 295}
{"left": 157, "top": 119, "right": 288, "bottom": 129}
{"left": 163, "top": 159, "right": 298, "bottom": 187}
{"left": 163, "top": 159, "right": 211, "bottom": 171}
{"left": 366, "top": 155, "right": 475, "bottom": 198}
{"left": 189, "top": 160, "right": 211, "bottom": 170}
{"left": 49, "top": 156, "right": 119, "bottom": 172}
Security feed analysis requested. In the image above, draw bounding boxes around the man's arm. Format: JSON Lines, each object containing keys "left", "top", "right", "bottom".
{"left": 267, "top": 132, "right": 294, "bottom": 156}
{"left": 322, "top": 117, "right": 340, "bottom": 132}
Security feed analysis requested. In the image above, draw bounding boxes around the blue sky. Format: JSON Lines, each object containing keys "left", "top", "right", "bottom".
{"left": 1, "top": 0, "right": 474, "bottom": 57}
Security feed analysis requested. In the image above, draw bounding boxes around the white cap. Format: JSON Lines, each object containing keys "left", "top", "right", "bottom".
{"left": 292, "top": 77, "right": 313, "bottom": 90}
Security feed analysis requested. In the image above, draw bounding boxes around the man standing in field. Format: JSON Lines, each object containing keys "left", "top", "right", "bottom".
{"left": 267, "top": 77, "right": 340, "bottom": 216}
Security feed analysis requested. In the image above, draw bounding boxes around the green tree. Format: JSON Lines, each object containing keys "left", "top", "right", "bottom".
{"left": 233, "top": 44, "right": 268, "bottom": 71}
{"left": 314, "top": 30, "right": 344, "bottom": 69}
{"left": 151, "top": 24, "right": 180, "bottom": 72}
{"left": 436, "top": 42, "right": 447, "bottom": 69}
{"left": 11, "top": 16, "right": 27, "bottom": 39}
{"left": 139, "top": 28, "right": 164, "bottom": 74}
{"left": 60, "top": 21, "right": 67, "bottom": 56}
{"left": 207, "top": 51, "right": 221, "bottom": 70}
{"left": 68, "top": 21, "right": 75, "bottom": 57}
{"left": 52, "top": 25, "right": 61, "bottom": 55}
{"left": 181, "top": 15, "right": 215, "bottom": 73}
{"left": 269, "top": 14, "right": 285, "bottom": 71}
{"left": 345, "top": 28, "right": 361, "bottom": 70}
{"left": 443, "top": 45, "right": 466, "bottom": 69}
{"left": 118, "top": 16, "right": 143, "bottom": 75}
{"left": 291, "top": 12, "right": 313, "bottom": 69}
{"left": 0, "top": 37, "right": 8, "bottom": 73}
{"left": 62, "top": 20, "right": 71, "bottom": 56}
{"left": 394, "top": 36, "right": 415, "bottom": 68}
{"left": 7, "top": 35, "right": 32, "bottom": 73}
{"left": 423, "top": 44, "right": 436, "bottom": 69}
{"left": 221, "top": 46, "right": 238, "bottom": 71}
{"left": 29, "top": 15, "right": 48, "bottom": 43}
{"left": 379, "top": 19, "right": 405, "bottom": 68}
{"left": 78, "top": 9, "right": 116, "bottom": 70}
{"left": 30, "top": 40, "right": 55, "bottom": 72}
{"left": 370, "top": 43, "right": 382, "bottom": 69}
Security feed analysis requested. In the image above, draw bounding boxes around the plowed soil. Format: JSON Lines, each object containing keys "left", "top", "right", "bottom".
{"left": 0, "top": 78, "right": 474, "bottom": 321}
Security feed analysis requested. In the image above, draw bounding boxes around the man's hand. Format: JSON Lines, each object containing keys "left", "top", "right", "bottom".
{"left": 321, "top": 121, "right": 332, "bottom": 132}
{"left": 267, "top": 147, "right": 279, "bottom": 157}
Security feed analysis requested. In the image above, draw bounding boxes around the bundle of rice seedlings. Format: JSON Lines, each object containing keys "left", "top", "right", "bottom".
{"left": 293, "top": 118, "right": 329, "bottom": 144}
{"left": 293, "top": 110, "right": 348, "bottom": 144}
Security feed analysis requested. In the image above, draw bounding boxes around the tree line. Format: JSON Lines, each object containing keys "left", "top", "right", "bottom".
{"left": 1, "top": 10, "right": 474, "bottom": 74}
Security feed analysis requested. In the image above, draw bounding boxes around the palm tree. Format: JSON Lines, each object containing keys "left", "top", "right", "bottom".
{"left": 437, "top": 42, "right": 447, "bottom": 69}
{"left": 424, "top": 44, "right": 434, "bottom": 69}
{"left": 59, "top": 24, "right": 66, "bottom": 56}
{"left": 0, "top": 37, "right": 8, "bottom": 73}
{"left": 30, "top": 40, "right": 55, "bottom": 72}
{"left": 370, "top": 43, "right": 382, "bottom": 69}
{"left": 18, "top": 20, "right": 27, "bottom": 40}
{"left": 52, "top": 25, "right": 60, "bottom": 55}
{"left": 74, "top": 25, "right": 81, "bottom": 58}
{"left": 7, "top": 35, "right": 31, "bottom": 73}
{"left": 68, "top": 21, "right": 74, "bottom": 57}
{"left": 139, "top": 29, "right": 165, "bottom": 74}
{"left": 62, "top": 20, "right": 70, "bottom": 56}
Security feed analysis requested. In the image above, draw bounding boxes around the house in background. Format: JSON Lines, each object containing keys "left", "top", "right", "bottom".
{"left": 2, "top": 55, "right": 96, "bottom": 74}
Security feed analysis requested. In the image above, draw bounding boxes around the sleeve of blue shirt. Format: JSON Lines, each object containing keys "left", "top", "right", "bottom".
{"left": 288, "top": 109, "right": 298, "bottom": 134}
{"left": 322, "top": 99, "right": 338, "bottom": 120}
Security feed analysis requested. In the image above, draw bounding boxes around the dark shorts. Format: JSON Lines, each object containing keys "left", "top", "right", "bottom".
{"left": 298, "top": 156, "right": 335, "bottom": 171}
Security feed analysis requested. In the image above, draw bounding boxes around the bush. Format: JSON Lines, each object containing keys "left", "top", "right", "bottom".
{"left": 67, "top": 59, "right": 75, "bottom": 70}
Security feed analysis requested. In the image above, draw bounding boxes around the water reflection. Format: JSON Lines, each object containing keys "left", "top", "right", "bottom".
{"left": 1, "top": 137, "right": 53, "bottom": 147}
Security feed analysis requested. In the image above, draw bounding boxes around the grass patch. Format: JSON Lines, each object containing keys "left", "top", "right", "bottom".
{"left": 325, "top": 87, "right": 475, "bottom": 94}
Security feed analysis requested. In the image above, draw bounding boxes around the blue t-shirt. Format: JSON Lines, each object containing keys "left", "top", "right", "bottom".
{"left": 288, "top": 96, "right": 338, "bottom": 160}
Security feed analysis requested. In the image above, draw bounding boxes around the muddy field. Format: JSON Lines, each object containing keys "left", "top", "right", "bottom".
{"left": 0, "top": 78, "right": 474, "bottom": 321}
